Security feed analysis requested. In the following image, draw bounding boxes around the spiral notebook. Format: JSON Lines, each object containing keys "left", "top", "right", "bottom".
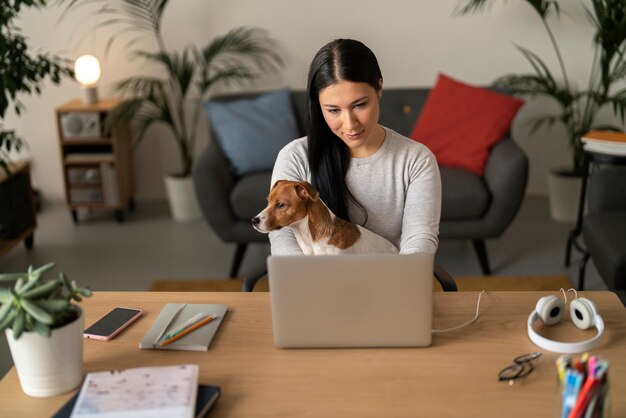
{"left": 52, "top": 368, "right": 221, "bottom": 418}
{"left": 140, "top": 303, "right": 228, "bottom": 351}
{"left": 67, "top": 365, "right": 199, "bottom": 418}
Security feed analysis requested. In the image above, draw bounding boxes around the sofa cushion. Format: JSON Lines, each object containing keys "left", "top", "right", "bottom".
{"left": 203, "top": 88, "right": 300, "bottom": 176}
{"left": 231, "top": 172, "right": 272, "bottom": 220}
{"left": 409, "top": 73, "right": 524, "bottom": 176}
{"left": 440, "top": 167, "right": 490, "bottom": 219}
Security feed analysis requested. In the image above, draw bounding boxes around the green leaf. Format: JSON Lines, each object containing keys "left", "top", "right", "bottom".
{"left": 15, "top": 278, "right": 25, "bottom": 292}
{"left": 60, "top": 272, "right": 72, "bottom": 292}
{"left": 21, "top": 280, "right": 61, "bottom": 299}
{"left": 0, "top": 311, "right": 17, "bottom": 334}
{"left": 37, "top": 299, "right": 70, "bottom": 312}
{"left": 0, "top": 289, "right": 14, "bottom": 304}
{"left": 20, "top": 299, "right": 54, "bottom": 325}
{"left": 0, "top": 272, "right": 27, "bottom": 282}
{"left": 12, "top": 310, "right": 25, "bottom": 339}
{"left": 31, "top": 262, "right": 56, "bottom": 276}
{"left": 32, "top": 321, "right": 51, "bottom": 338}
{"left": 76, "top": 288, "right": 93, "bottom": 297}
{"left": 0, "top": 298, "right": 15, "bottom": 323}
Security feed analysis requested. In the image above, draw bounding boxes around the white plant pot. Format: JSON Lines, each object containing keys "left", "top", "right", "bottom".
{"left": 547, "top": 169, "right": 583, "bottom": 223}
{"left": 164, "top": 175, "right": 203, "bottom": 222}
{"left": 6, "top": 313, "right": 84, "bottom": 397}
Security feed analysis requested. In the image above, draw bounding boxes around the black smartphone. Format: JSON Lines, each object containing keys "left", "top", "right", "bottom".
{"left": 84, "top": 307, "right": 143, "bottom": 340}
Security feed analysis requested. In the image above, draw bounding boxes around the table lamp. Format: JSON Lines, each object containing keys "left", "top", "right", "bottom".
{"left": 74, "top": 55, "right": 101, "bottom": 104}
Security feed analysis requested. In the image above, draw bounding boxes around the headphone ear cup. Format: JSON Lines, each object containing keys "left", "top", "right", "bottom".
{"left": 570, "top": 298, "right": 597, "bottom": 330}
{"left": 536, "top": 295, "right": 564, "bottom": 326}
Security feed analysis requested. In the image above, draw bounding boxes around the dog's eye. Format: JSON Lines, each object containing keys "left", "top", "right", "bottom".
{"left": 276, "top": 202, "right": 285, "bottom": 209}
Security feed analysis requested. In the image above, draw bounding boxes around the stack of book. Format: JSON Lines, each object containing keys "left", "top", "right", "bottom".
{"left": 53, "top": 365, "right": 220, "bottom": 418}
{"left": 581, "top": 130, "right": 626, "bottom": 156}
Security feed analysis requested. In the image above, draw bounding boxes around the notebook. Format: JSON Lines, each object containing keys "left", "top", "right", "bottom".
{"left": 53, "top": 383, "right": 220, "bottom": 418}
{"left": 140, "top": 303, "right": 228, "bottom": 351}
{"left": 268, "top": 253, "right": 434, "bottom": 348}
{"left": 68, "top": 364, "right": 199, "bottom": 418}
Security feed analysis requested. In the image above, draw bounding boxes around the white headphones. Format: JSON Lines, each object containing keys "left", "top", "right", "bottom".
{"left": 527, "top": 290, "right": 605, "bottom": 354}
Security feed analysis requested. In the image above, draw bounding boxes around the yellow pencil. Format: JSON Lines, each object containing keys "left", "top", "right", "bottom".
{"left": 157, "top": 314, "right": 218, "bottom": 347}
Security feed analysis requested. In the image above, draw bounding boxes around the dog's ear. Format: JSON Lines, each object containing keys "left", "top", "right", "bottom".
{"left": 295, "top": 181, "right": 319, "bottom": 201}
{"left": 271, "top": 179, "right": 288, "bottom": 191}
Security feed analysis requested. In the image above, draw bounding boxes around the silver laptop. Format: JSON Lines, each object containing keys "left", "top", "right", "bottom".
{"left": 267, "top": 253, "right": 434, "bottom": 348}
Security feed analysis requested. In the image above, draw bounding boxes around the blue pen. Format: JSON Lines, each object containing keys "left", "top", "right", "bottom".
{"left": 561, "top": 369, "right": 583, "bottom": 418}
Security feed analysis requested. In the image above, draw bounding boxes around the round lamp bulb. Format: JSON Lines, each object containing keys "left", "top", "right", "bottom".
{"left": 74, "top": 55, "right": 101, "bottom": 86}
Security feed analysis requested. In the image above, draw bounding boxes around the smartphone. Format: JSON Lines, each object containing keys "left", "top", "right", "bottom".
{"left": 84, "top": 307, "right": 143, "bottom": 340}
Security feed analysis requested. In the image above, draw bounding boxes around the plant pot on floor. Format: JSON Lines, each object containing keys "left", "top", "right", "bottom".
{"left": 164, "top": 175, "right": 203, "bottom": 222}
{"left": 5, "top": 312, "right": 84, "bottom": 397}
{"left": 547, "top": 168, "right": 583, "bottom": 223}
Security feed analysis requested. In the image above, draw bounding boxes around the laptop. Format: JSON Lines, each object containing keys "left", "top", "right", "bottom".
{"left": 267, "top": 253, "right": 434, "bottom": 348}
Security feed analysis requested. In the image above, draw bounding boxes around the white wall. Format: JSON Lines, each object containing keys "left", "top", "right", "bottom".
{"left": 6, "top": 0, "right": 615, "bottom": 200}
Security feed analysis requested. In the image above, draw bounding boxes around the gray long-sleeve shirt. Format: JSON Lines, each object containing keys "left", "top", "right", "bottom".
{"left": 269, "top": 126, "right": 441, "bottom": 255}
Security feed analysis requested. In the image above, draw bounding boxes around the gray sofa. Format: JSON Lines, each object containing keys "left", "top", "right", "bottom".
{"left": 194, "top": 88, "right": 529, "bottom": 277}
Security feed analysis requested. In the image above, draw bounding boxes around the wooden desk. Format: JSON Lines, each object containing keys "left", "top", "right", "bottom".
{"left": 1, "top": 292, "right": 624, "bottom": 417}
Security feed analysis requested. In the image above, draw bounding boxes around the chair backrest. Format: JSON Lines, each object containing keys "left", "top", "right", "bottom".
{"left": 588, "top": 167, "right": 626, "bottom": 213}
{"left": 209, "top": 88, "right": 434, "bottom": 140}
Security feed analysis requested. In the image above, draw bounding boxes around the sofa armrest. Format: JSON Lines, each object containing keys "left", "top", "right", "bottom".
{"left": 192, "top": 140, "right": 238, "bottom": 240}
{"left": 480, "top": 138, "right": 529, "bottom": 237}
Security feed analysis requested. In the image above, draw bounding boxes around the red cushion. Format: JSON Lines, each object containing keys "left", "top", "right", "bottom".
{"left": 410, "top": 73, "right": 524, "bottom": 175}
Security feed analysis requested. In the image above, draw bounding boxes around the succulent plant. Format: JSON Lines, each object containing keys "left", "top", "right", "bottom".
{"left": 0, "top": 263, "right": 92, "bottom": 339}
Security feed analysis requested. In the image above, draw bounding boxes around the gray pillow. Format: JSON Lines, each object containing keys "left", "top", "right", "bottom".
{"left": 203, "top": 89, "right": 300, "bottom": 176}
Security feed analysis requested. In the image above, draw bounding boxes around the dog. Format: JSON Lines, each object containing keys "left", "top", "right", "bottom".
{"left": 252, "top": 180, "right": 398, "bottom": 255}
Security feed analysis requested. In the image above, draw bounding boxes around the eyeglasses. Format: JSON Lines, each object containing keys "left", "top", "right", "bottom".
{"left": 498, "top": 352, "right": 542, "bottom": 385}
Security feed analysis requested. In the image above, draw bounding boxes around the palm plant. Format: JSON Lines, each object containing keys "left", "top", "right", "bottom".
{"left": 61, "top": 0, "right": 283, "bottom": 178}
{"left": 456, "top": 0, "right": 626, "bottom": 174}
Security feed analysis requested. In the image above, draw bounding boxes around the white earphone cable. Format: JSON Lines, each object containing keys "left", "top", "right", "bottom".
{"left": 432, "top": 290, "right": 485, "bottom": 333}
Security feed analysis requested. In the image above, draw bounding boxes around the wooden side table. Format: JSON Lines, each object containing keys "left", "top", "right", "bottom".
{"left": 55, "top": 99, "right": 135, "bottom": 223}
{"left": 0, "top": 160, "right": 36, "bottom": 258}
{"left": 565, "top": 149, "right": 626, "bottom": 288}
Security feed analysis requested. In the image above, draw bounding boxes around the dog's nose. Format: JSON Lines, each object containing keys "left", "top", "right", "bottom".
{"left": 251, "top": 217, "right": 260, "bottom": 225}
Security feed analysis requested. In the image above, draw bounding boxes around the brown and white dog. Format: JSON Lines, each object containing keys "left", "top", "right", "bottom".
{"left": 252, "top": 180, "right": 398, "bottom": 255}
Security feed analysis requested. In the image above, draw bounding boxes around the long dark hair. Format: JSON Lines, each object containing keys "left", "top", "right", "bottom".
{"left": 306, "top": 39, "right": 382, "bottom": 223}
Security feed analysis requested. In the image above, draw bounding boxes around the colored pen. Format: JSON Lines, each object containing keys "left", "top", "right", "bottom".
{"left": 152, "top": 303, "right": 186, "bottom": 347}
{"left": 157, "top": 314, "right": 218, "bottom": 347}
{"left": 160, "top": 312, "right": 206, "bottom": 341}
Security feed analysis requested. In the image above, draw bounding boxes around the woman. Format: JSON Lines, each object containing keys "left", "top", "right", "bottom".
{"left": 270, "top": 38, "right": 441, "bottom": 255}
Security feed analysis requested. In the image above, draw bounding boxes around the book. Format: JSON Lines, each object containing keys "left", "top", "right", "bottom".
{"left": 100, "top": 162, "right": 119, "bottom": 206}
{"left": 582, "top": 130, "right": 626, "bottom": 156}
{"left": 63, "top": 364, "right": 199, "bottom": 418}
{"left": 52, "top": 383, "right": 220, "bottom": 418}
{"left": 139, "top": 303, "right": 228, "bottom": 351}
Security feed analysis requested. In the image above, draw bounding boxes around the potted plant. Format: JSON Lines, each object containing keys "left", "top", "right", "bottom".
{"left": 457, "top": 0, "right": 626, "bottom": 222}
{"left": 1, "top": 0, "right": 73, "bottom": 176}
{"left": 61, "top": 0, "right": 283, "bottom": 221}
{"left": 0, "top": 263, "right": 92, "bottom": 397}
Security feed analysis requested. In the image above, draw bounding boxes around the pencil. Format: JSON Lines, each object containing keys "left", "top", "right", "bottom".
{"left": 157, "top": 314, "right": 218, "bottom": 347}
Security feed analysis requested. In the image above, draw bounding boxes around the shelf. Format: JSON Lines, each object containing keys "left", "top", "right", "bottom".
{"left": 61, "top": 138, "right": 112, "bottom": 145}
{"left": 0, "top": 225, "right": 35, "bottom": 259}
{"left": 64, "top": 154, "right": 115, "bottom": 164}
{"left": 56, "top": 98, "right": 123, "bottom": 113}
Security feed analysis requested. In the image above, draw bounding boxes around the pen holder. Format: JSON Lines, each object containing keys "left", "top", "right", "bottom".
{"left": 556, "top": 354, "right": 610, "bottom": 418}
